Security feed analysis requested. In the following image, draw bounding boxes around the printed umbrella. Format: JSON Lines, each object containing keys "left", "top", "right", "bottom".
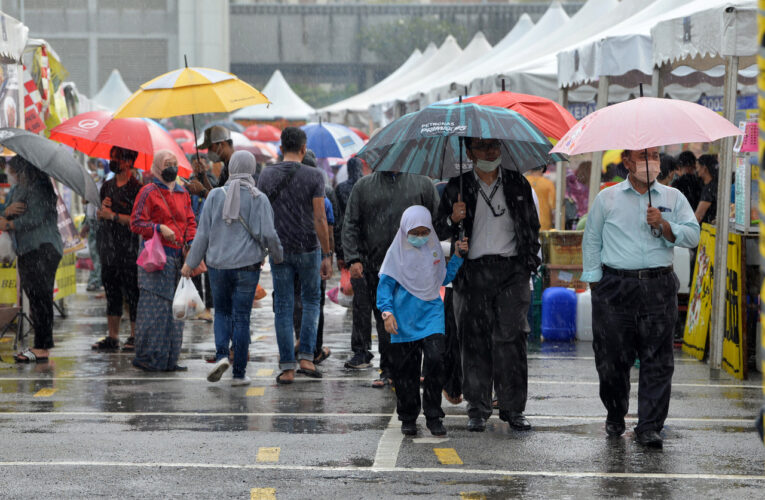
{"left": 464, "top": 90, "right": 578, "bottom": 141}
{"left": 300, "top": 121, "right": 366, "bottom": 159}
{"left": 348, "top": 126, "right": 370, "bottom": 141}
{"left": 0, "top": 128, "right": 100, "bottom": 205}
{"left": 244, "top": 124, "right": 281, "bottom": 142}
{"left": 50, "top": 111, "right": 192, "bottom": 177}
{"left": 358, "top": 102, "right": 564, "bottom": 189}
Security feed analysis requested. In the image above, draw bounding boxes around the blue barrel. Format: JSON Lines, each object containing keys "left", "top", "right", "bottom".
{"left": 541, "top": 287, "right": 577, "bottom": 341}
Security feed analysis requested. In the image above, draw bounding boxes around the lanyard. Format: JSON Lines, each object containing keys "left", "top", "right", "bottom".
{"left": 476, "top": 176, "right": 506, "bottom": 217}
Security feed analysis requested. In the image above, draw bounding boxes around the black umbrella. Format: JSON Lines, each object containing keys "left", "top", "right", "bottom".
{"left": 0, "top": 128, "right": 100, "bottom": 205}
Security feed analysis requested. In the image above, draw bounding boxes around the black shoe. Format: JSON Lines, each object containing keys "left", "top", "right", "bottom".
{"left": 426, "top": 418, "right": 447, "bottom": 436}
{"left": 401, "top": 421, "right": 418, "bottom": 436}
{"left": 635, "top": 430, "right": 663, "bottom": 449}
{"left": 91, "top": 336, "right": 120, "bottom": 351}
{"left": 467, "top": 417, "right": 486, "bottom": 432}
{"left": 500, "top": 411, "right": 532, "bottom": 431}
{"left": 344, "top": 352, "right": 372, "bottom": 369}
{"left": 605, "top": 420, "right": 626, "bottom": 437}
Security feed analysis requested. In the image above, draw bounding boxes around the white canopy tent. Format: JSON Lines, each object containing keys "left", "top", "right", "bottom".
{"left": 318, "top": 46, "right": 428, "bottom": 127}
{"left": 232, "top": 70, "right": 315, "bottom": 122}
{"left": 650, "top": 1, "right": 756, "bottom": 378}
{"left": 92, "top": 69, "right": 132, "bottom": 112}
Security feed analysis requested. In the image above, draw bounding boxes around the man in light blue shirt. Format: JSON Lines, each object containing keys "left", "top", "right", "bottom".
{"left": 582, "top": 147, "right": 699, "bottom": 449}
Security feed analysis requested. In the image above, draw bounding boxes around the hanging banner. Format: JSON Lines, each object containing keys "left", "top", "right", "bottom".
{"left": 684, "top": 224, "right": 715, "bottom": 359}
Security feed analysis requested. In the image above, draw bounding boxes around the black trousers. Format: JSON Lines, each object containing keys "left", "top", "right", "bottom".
{"left": 454, "top": 257, "right": 530, "bottom": 419}
{"left": 17, "top": 243, "right": 62, "bottom": 350}
{"left": 293, "top": 276, "right": 326, "bottom": 358}
{"left": 591, "top": 270, "right": 678, "bottom": 433}
{"left": 390, "top": 334, "right": 445, "bottom": 423}
{"left": 102, "top": 263, "right": 139, "bottom": 322}
{"left": 192, "top": 271, "right": 214, "bottom": 309}
{"left": 442, "top": 287, "right": 462, "bottom": 399}
{"left": 351, "top": 272, "right": 392, "bottom": 376}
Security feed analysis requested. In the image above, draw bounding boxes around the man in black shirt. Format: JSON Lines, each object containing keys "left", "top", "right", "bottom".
{"left": 91, "top": 146, "right": 143, "bottom": 351}
{"left": 671, "top": 151, "right": 702, "bottom": 211}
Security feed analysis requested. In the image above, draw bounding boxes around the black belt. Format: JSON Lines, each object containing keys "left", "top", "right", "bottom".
{"left": 603, "top": 265, "right": 673, "bottom": 280}
{"left": 468, "top": 254, "right": 519, "bottom": 265}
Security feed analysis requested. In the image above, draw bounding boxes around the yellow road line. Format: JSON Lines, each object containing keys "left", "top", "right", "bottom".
{"left": 434, "top": 448, "right": 463, "bottom": 465}
{"left": 33, "top": 388, "right": 57, "bottom": 397}
{"left": 256, "top": 447, "right": 280, "bottom": 463}
{"left": 246, "top": 387, "right": 265, "bottom": 397}
{"left": 250, "top": 487, "right": 276, "bottom": 500}
{"left": 256, "top": 369, "right": 274, "bottom": 377}
{"left": 460, "top": 493, "right": 486, "bottom": 500}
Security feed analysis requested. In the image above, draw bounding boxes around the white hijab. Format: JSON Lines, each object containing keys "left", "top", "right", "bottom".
{"left": 379, "top": 205, "right": 446, "bottom": 302}
{"left": 223, "top": 150, "right": 261, "bottom": 223}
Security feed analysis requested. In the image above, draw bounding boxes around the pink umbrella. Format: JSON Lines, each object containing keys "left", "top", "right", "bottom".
{"left": 551, "top": 97, "right": 742, "bottom": 155}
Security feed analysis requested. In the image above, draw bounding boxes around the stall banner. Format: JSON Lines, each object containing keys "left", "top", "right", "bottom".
{"left": 0, "top": 252, "right": 77, "bottom": 304}
{"left": 683, "top": 223, "right": 746, "bottom": 374}
{"left": 722, "top": 232, "right": 746, "bottom": 379}
{"left": 54, "top": 184, "right": 84, "bottom": 254}
{"left": 684, "top": 224, "right": 715, "bottom": 359}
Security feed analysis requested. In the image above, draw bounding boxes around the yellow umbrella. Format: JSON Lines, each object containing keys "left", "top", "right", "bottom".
{"left": 114, "top": 66, "right": 270, "bottom": 119}
{"left": 602, "top": 149, "right": 623, "bottom": 168}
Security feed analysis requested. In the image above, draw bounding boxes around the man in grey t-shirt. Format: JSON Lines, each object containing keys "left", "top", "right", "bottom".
{"left": 257, "top": 127, "right": 333, "bottom": 384}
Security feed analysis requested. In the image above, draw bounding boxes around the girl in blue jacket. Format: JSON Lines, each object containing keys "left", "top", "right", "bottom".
{"left": 377, "top": 205, "right": 467, "bottom": 437}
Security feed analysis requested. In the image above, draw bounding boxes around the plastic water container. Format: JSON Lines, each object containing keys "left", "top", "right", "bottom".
{"left": 673, "top": 246, "right": 691, "bottom": 294}
{"left": 541, "top": 287, "right": 577, "bottom": 341}
{"left": 576, "top": 289, "right": 593, "bottom": 341}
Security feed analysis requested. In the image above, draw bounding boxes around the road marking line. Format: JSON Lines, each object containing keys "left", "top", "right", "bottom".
{"left": 3, "top": 461, "right": 765, "bottom": 481}
{"left": 412, "top": 437, "right": 449, "bottom": 444}
{"left": 256, "top": 369, "right": 274, "bottom": 377}
{"left": 33, "top": 388, "right": 57, "bottom": 397}
{"left": 434, "top": 448, "right": 463, "bottom": 465}
{"left": 461, "top": 493, "right": 486, "bottom": 500}
{"left": 256, "top": 447, "right": 280, "bottom": 463}
{"left": 0, "top": 337, "right": 12, "bottom": 343}
{"left": 372, "top": 411, "right": 403, "bottom": 469}
{"left": 246, "top": 387, "right": 265, "bottom": 397}
{"left": 0, "top": 412, "right": 754, "bottom": 424}
{"left": 250, "top": 487, "right": 276, "bottom": 500}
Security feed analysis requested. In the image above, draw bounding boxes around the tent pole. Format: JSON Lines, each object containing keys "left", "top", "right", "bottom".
{"left": 588, "top": 76, "right": 609, "bottom": 213}
{"left": 709, "top": 54, "right": 740, "bottom": 379}
{"left": 651, "top": 64, "right": 667, "bottom": 99}
{"left": 555, "top": 87, "right": 569, "bottom": 229}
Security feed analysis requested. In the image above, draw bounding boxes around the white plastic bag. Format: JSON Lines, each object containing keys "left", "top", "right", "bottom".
{"left": 0, "top": 231, "right": 16, "bottom": 264}
{"left": 172, "top": 277, "right": 204, "bottom": 320}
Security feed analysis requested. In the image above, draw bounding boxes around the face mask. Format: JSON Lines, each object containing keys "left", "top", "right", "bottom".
{"left": 207, "top": 145, "right": 220, "bottom": 163}
{"left": 161, "top": 166, "right": 178, "bottom": 183}
{"left": 632, "top": 160, "right": 660, "bottom": 184}
{"left": 109, "top": 159, "right": 122, "bottom": 174}
{"left": 96, "top": 168, "right": 104, "bottom": 179}
{"left": 407, "top": 235, "right": 429, "bottom": 248}
{"left": 474, "top": 157, "right": 501, "bottom": 173}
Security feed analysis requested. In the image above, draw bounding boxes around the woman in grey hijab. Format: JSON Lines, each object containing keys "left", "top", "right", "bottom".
{"left": 183, "top": 151, "right": 283, "bottom": 386}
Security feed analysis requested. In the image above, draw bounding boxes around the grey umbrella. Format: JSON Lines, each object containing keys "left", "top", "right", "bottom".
{"left": 0, "top": 128, "right": 100, "bottom": 205}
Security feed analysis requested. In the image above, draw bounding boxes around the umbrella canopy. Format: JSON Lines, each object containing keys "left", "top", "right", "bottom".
{"left": 0, "top": 128, "right": 100, "bottom": 205}
{"left": 464, "top": 91, "right": 577, "bottom": 141}
{"left": 551, "top": 97, "right": 742, "bottom": 155}
{"left": 358, "top": 103, "right": 563, "bottom": 179}
{"left": 49, "top": 111, "right": 192, "bottom": 177}
{"left": 349, "top": 127, "right": 370, "bottom": 141}
{"left": 205, "top": 120, "right": 244, "bottom": 133}
{"left": 169, "top": 128, "right": 195, "bottom": 143}
{"left": 244, "top": 124, "right": 281, "bottom": 142}
{"left": 113, "top": 67, "right": 270, "bottom": 119}
{"left": 301, "top": 122, "right": 366, "bottom": 159}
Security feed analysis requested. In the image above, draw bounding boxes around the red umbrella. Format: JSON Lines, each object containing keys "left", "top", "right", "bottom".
{"left": 244, "top": 124, "right": 281, "bottom": 142}
{"left": 349, "top": 126, "right": 369, "bottom": 141}
{"left": 50, "top": 111, "right": 192, "bottom": 176}
{"left": 464, "top": 91, "right": 577, "bottom": 141}
{"left": 169, "top": 128, "right": 195, "bottom": 143}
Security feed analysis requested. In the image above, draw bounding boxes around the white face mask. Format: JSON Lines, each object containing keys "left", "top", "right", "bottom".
{"left": 632, "top": 160, "right": 660, "bottom": 184}
{"left": 474, "top": 157, "right": 501, "bottom": 173}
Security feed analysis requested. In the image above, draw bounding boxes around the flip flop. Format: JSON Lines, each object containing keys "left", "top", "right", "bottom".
{"left": 296, "top": 367, "right": 323, "bottom": 379}
{"left": 313, "top": 347, "right": 331, "bottom": 365}
{"left": 276, "top": 371, "right": 294, "bottom": 385}
{"left": 372, "top": 377, "right": 392, "bottom": 389}
{"left": 14, "top": 349, "right": 48, "bottom": 363}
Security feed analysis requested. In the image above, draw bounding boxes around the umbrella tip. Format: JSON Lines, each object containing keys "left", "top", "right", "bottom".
{"left": 639, "top": 82, "right": 644, "bottom": 97}
{"left": 184, "top": 54, "right": 188, "bottom": 68}
{"left": 502, "top": 79, "right": 506, "bottom": 92}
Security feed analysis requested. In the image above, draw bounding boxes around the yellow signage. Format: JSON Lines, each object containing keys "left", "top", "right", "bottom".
{"left": 684, "top": 224, "right": 715, "bottom": 359}
{"left": 0, "top": 252, "right": 77, "bottom": 305}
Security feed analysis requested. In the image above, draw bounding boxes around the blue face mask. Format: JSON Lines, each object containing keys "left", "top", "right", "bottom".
{"left": 407, "top": 235, "right": 429, "bottom": 248}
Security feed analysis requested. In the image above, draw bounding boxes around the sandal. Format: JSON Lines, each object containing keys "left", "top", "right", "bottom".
{"left": 313, "top": 347, "right": 331, "bottom": 365}
{"left": 91, "top": 336, "right": 120, "bottom": 351}
{"left": 372, "top": 377, "right": 392, "bottom": 389}
{"left": 14, "top": 349, "right": 48, "bottom": 363}
{"left": 121, "top": 337, "right": 135, "bottom": 352}
{"left": 297, "top": 367, "right": 323, "bottom": 379}
{"left": 276, "top": 371, "right": 294, "bottom": 385}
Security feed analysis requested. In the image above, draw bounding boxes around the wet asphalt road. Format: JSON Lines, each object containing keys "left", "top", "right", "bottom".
{"left": 0, "top": 268, "right": 763, "bottom": 499}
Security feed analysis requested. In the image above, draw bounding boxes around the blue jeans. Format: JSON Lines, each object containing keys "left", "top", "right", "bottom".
{"left": 208, "top": 266, "right": 261, "bottom": 378}
{"left": 271, "top": 249, "right": 321, "bottom": 370}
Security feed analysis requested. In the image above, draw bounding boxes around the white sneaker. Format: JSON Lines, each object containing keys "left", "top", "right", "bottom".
{"left": 231, "top": 376, "right": 251, "bottom": 387}
{"left": 207, "top": 358, "right": 230, "bottom": 383}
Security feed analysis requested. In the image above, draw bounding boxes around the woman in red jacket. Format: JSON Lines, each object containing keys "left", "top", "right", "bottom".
{"left": 130, "top": 150, "right": 196, "bottom": 371}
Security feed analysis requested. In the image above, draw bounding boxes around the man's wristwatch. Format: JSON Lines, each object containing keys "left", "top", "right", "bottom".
{"left": 381, "top": 311, "right": 392, "bottom": 320}
{"left": 322, "top": 252, "right": 333, "bottom": 260}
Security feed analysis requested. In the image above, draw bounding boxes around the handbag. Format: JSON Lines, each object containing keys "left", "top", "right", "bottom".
{"left": 154, "top": 185, "right": 206, "bottom": 276}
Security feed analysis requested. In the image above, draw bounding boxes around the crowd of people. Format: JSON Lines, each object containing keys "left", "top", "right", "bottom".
{"left": 3, "top": 123, "right": 703, "bottom": 446}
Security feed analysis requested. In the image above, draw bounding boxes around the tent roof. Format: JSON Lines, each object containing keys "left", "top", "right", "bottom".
{"left": 652, "top": 1, "right": 756, "bottom": 67}
{"left": 92, "top": 69, "right": 133, "bottom": 112}
{"left": 0, "top": 11, "right": 28, "bottom": 64}
{"left": 232, "top": 70, "right": 315, "bottom": 121}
